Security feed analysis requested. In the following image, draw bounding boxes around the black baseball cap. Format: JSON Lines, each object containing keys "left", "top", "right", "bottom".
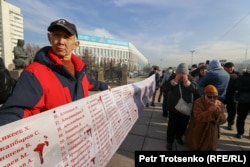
{"left": 47, "top": 19, "right": 78, "bottom": 38}
{"left": 224, "top": 62, "right": 234, "bottom": 67}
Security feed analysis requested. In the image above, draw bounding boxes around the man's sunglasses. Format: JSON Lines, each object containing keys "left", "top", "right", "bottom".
{"left": 206, "top": 95, "right": 218, "bottom": 99}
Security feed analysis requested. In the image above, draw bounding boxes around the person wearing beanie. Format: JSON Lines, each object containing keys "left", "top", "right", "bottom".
{"left": 175, "top": 63, "right": 189, "bottom": 74}
{"left": 223, "top": 62, "right": 239, "bottom": 130}
{"left": 204, "top": 84, "right": 218, "bottom": 94}
{"left": 165, "top": 63, "right": 200, "bottom": 151}
{"left": 185, "top": 84, "right": 226, "bottom": 150}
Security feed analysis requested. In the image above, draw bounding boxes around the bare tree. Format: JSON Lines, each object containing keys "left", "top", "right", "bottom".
{"left": 25, "top": 43, "right": 40, "bottom": 59}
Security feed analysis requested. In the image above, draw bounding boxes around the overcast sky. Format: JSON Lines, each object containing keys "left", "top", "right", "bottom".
{"left": 8, "top": 0, "right": 250, "bottom": 69}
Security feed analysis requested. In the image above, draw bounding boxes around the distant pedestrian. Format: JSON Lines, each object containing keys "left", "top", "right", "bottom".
{"left": 185, "top": 85, "right": 226, "bottom": 150}
{"left": 223, "top": 62, "right": 239, "bottom": 130}
{"left": 157, "top": 70, "right": 166, "bottom": 103}
{"left": 160, "top": 67, "right": 174, "bottom": 117}
{"left": 165, "top": 63, "right": 199, "bottom": 151}
{"left": 234, "top": 70, "right": 250, "bottom": 139}
{"left": 147, "top": 66, "right": 160, "bottom": 107}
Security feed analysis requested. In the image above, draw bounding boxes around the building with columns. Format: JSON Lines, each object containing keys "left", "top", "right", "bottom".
{"left": 75, "top": 34, "right": 149, "bottom": 72}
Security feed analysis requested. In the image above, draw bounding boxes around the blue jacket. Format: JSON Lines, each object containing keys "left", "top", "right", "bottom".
{"left": 197, "top": 60, "right": 229, "bottom": 101}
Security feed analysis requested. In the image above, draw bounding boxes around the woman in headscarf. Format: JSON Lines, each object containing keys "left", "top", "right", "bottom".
{"left": 185, "top": 85, "right": 226, "bottom": 150}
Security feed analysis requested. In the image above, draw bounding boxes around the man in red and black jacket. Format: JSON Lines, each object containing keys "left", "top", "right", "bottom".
{"left": 0, "top": 19, "right": 108, "bottom": 126}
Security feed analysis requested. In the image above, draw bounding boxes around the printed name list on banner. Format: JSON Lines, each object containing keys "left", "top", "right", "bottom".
{"left": 0, "top": 75, "right": 155, "bottom": 167}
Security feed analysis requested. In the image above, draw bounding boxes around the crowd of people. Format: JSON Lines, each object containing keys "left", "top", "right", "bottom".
{"left": 147, "top": 60, "right": 250, "bottom": 151}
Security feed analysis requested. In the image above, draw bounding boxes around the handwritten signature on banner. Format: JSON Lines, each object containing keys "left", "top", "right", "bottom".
{"left": 0, "top": 75, "right": 155, "bottom": 167}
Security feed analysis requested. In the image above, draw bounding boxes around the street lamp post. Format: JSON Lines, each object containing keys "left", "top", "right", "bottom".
{"left": 190, "top": 50, "right": 195, "bottom": 66}
{"left": 160, "top": 58, "right": 163, "bottom": 70}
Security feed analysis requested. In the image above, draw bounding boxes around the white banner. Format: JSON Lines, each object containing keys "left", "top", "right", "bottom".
{"left": 0, "top": 75, "right": 155, "bottom": 167}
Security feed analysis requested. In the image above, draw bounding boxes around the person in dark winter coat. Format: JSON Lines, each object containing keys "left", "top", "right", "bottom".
{"left": 147, "top": 66, "right": 160, "bottom": 107}
{"left": 234, "top": 70, "right": 250, "bottom": 139}
{"left": 165, "top": 63, "right": 199, "bottom": 151}
{"left": 0, "top": 19, "right": 108, "bottom": 126}
{"left": 157, "top": 70, "right": 166, "bottom": 103}
{"left": 159, "top": 67, "right": 174, "bottom": 117}
{"left": 223, "top": 62, "right": 239, "bottom": 130}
